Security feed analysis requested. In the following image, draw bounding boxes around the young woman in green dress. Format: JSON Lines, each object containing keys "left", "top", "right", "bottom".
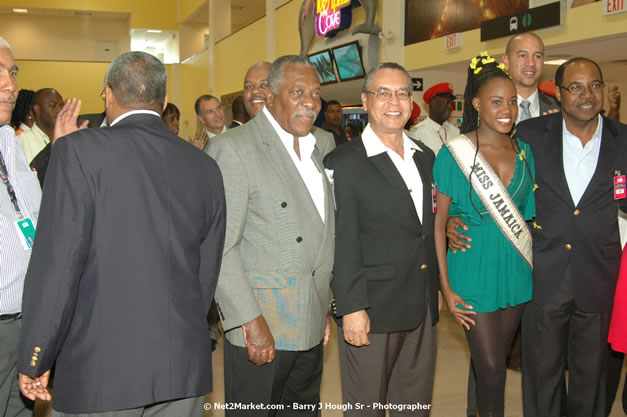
{"left": 433, "top": 53, "right": 536, "bottom": 417}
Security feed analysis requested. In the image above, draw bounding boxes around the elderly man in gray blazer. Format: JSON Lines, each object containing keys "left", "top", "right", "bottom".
{"left": 207, "top": 55, "right": 335, "bottom": 417}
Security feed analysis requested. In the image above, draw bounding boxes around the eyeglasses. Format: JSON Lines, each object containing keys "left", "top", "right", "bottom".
{"left": 558, "top": 81, "right": 605, "bottom": 95}
{"left": 365, "top": 88, "right": 411, "bottom": 101}
{"left": 100, "top": 89, "right": 106, "bottom": 101}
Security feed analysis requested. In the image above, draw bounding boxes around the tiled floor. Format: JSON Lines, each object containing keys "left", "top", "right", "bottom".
{"left": 35, "top": 310, "right": 626, "bottom": 416}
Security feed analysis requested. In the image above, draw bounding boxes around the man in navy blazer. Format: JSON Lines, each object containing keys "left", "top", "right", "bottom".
{"left": 518, "top": 58, "right": 627, "bottom": 417}
{"left": 17, "top": 51, "right": 226, "bottom": 416}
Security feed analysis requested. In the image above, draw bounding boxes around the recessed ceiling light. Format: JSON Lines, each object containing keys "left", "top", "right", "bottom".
{"left": 12, "top": 8, "right": 28, "bottom": 13}
{"left": 147, "top": 30, "right": 162, "bottom": 33}
{"left": 545, "top": 59, "right": 568, "bottom": 65}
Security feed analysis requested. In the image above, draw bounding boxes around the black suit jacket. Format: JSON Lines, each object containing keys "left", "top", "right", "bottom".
{"left": 539, "top": 91, "right": 560, "bottom": 114}
{"left": 517, "top": 113, "right": 627, "bottom": 312}
{"left": 324, "top": 136, "right": 439, "bottom": 334}
{"left": 77, "top": 111, "right": 107, "bottom": 128}
{"left": 18, "top": 114, "right": 226, "bottom": 413}
{"left": 228, "top": 120, "right": 243, "bottom": 129}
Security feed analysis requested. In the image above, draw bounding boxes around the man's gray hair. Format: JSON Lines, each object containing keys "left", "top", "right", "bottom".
{"left": 104, "top": 51, "right": 167, "bottom": 110}
{"left": 0, "top": 37, "right": 12, "bottom": 51}
{"left": 268, "top": 55, "right": 316, "bottom": 94}
{"left": 362, "top": 62, "right": 412, "bottom": 93}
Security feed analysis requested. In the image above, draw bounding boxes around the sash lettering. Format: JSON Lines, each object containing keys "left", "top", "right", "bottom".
{"left": 446, "top": 135, "right": 533, "bottom": 269}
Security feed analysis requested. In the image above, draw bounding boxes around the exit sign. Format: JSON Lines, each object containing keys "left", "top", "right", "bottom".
{"left": 603, "top": 0, "right": 626, "bottom": 15}
{"left": 445, "top": 33, "right": 462, "bottom": 49}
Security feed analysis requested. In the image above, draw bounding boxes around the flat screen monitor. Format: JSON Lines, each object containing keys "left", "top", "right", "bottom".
{"left": 307, "top": 49, "right": 338, "bottom": 85}
{"left": 331, "top": 41, "right": 366, "bottom": 82}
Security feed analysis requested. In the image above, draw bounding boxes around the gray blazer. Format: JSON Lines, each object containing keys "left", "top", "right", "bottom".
{"left": 207, "top": 110, "right": 335, "bottom": 351}
{"left": 311, "top": 125, "right": 336, "bottom": 157}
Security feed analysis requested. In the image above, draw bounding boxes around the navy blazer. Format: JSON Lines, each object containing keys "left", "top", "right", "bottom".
{"left": 517, "top": 113, "right": 627, "bottom": 312}
{"left": 18, "top": 114, "right": 226, "bottom": 413}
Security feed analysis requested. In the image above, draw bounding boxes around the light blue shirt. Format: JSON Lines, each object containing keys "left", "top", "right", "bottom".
{"left": 563, "top": 115, "right": 603, "bottom": 206}
{"left": 0, "top": 125, "right": 42, "bottom": 314}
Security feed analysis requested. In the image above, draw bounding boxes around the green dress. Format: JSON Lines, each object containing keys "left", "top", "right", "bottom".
{"left": 433, "top": 136, "right": 535, "bottom": 312}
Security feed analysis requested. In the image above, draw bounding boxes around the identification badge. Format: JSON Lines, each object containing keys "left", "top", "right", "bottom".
{"left": 432, "top": 186, "right": 438, "bottom": 213}
{"left": 615, "top": 174, "right": 626, "bottom": 200}
{"left": 14, "top": 217, "right": 35, "bottom": 250}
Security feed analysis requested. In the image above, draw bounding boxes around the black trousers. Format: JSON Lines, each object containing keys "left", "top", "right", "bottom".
{"left": 522, "top": 267, "right": 611, "bottom": 417}
{"left": 337, "top": 308, "right": 437, "bottom": 417}
{"left": 223, "top": 339, "right": 323, "bottom": 417}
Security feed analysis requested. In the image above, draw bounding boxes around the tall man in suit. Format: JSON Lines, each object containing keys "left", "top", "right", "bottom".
{"left": 324, "top": 63, "right": 439, "bottom": 417}
{"left": 503, "top": 32, "right": 560, "bottom": 123}
{"left": 519, "top": 58, "right": 627, "bottom": 416}
{"left": 17, "top": 51, "right": 226, "bottom": 416}
{"left": 207, "top": 55, "right": 335, "bottom": 416}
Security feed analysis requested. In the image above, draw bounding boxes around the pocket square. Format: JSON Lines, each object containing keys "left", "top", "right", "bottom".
{"left": 324, "top": 168, "right": 334, "bottom": 185}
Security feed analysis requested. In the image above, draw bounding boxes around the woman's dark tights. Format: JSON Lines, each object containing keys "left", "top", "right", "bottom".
{"left": 464, "top": 304, "right": 523, "bottom": 417}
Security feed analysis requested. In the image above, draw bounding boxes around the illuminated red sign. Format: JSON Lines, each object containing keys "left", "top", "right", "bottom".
{"left": 315, "top": 0, "right": 351, "bottom": 37}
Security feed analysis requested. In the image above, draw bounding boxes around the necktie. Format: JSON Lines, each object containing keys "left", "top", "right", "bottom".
{"left": 519, "top": 100, "right": 532, "bottom": 122}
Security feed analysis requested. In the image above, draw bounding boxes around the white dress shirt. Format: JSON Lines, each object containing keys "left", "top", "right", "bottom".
{"left": 362, "top": 124, "right": 424, "bottom": 222}
{"left": 516, "top": 89, "right": 540, "bottom": 123}
{"left": 204, "top": 125, "right": 228, "bottom": 153}
{"left": 263, "top": 107, "right": 325, "bottom": 222}
{"left": 563, "top": 114, "right": 603, "bottom": 206}
{"left": 17, "top": 122, "right": 49, "bottom": 163}
{"left": 110, "top": 110, "right": 161, "bottom": 126}
{"left": 407, "top": 116, "right": 459, "bottom": 155}
{"left": 0, "top": 125, "right": 42, "bottom": 314}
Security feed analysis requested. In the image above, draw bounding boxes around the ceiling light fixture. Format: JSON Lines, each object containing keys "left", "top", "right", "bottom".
{"left": 12, "top": 8, "right": 28, "bottom": 13}
{"left": 545, "top": 59, "right": 568, "bottom": 65}
{"left": 147, "top": 30, "right": 162, "bottom": 33}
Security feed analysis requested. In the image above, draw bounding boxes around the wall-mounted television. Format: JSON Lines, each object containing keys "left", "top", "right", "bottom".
{"left": 307, "top": 49, "right": 338, "bottom": 85}
{"left": 331, "top": 41, "right": 366, "bottom": 82}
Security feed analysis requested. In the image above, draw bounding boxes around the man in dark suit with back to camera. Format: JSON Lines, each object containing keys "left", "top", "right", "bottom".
{"left": 17, "top": 51, "right": 226, "bottom": 417}
{"left": 324, "top": 62, "right": 439, "bottom": 417}
{"left": 519, "top": 57, "right": 627, "bottom": 417}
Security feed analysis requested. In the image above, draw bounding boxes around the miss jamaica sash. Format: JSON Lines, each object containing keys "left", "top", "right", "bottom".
{"left": 446, "top": 135, "right": 533, "bottom": 269}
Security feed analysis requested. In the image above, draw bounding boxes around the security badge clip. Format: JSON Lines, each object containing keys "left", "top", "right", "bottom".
{"left": 614, "top": 171, "right": 626, "bottom": 200}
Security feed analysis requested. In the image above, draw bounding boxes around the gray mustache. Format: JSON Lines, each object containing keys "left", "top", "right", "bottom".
{"left": 293, "top": 110, "right": 317, "bottom": 118}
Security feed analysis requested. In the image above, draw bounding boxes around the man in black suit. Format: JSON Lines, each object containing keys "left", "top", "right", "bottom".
{"left": 517, "top": 58, "right": 627, "bottom": 417}
{"left": 16, "top": 51, "right": 226, "bottom": 416}
{"left": 228, "top": 95, "right": 249, "bottom": 129}
{"left": 324, "top": 63, "right": 439, "bottom": 417}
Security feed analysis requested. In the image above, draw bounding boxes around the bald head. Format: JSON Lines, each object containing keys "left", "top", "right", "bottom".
{"left": 505, "top": 32, "right": 544, "bottom": 55}
{"left": 32, "top": 88, "right": 64, "bottom": 133}
{"left": 243, "top": 61, "right": 271, "bottom": 117}
{"left": 503, "top": 32, "right": 546, "bottom": 97}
